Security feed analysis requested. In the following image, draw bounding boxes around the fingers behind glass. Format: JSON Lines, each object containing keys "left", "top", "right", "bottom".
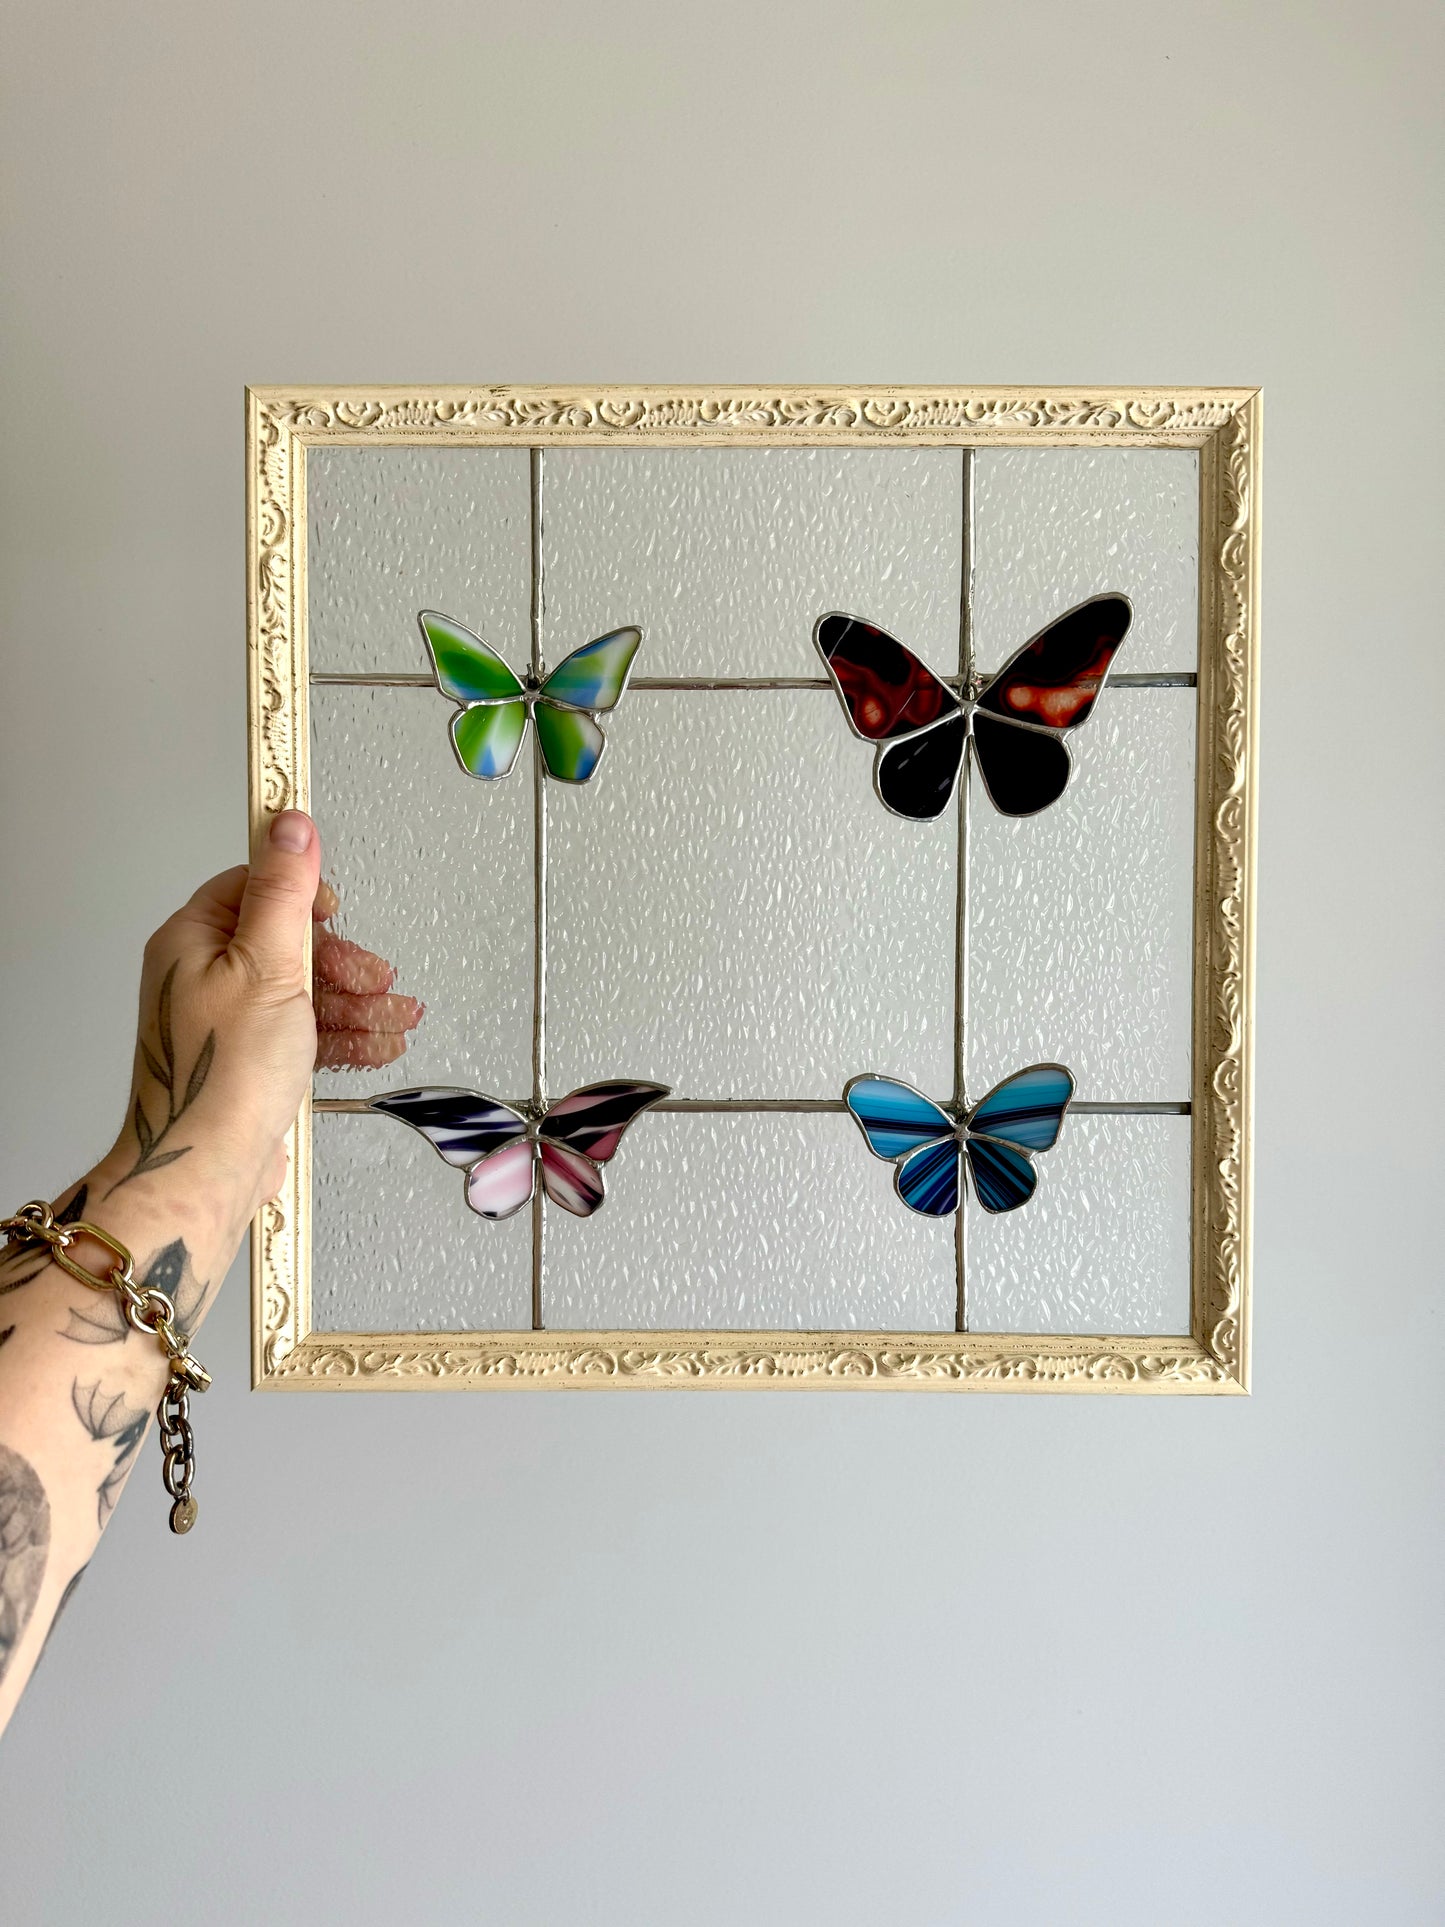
{"left": 314, "top": 932, "right": 394, "bottom": 995}
{"left": 314, "top": 988, "right": 424, "bottom": 1033}
{"left": 310, "top": 888, "right": 424, "bottom": 1073}
{"left": 314, "top": 1029, "right": 411, "bottom": 1071}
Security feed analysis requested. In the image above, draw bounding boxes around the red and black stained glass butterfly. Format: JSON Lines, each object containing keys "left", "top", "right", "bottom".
{"left": 815, "top": 594, "right": 1133, "bottom": 821}
{"left": 368, "top": 1082, "right": 670, "bottom": 1220}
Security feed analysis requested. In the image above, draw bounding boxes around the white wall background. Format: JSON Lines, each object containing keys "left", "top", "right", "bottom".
{"left": 2, "top": 2, "right": 1440, "bottom": 1920}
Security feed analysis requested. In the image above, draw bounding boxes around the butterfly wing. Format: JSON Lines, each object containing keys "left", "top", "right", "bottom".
{"left": 969, "top": 595, "right": 1131, "bottom": 818}
{"left": 538, "top": 1141, "right": 606, "bottom": 1217}
{"left": 534, "top": 702, "right": 606, "bottom": 783}
{"left": 466, "top": 1139, "right": 537, "bottom": 1220}
{"left": 963, "top": 1135, "right": 1039, "bottom": 1214}
{"left": 368, "top": 1087, "right": 527, "bottom": 1167}
{"left": 875, "top": 713, "right": 968, "bottom": 820}
{"left": 418, "top": 611, "right": 525, "bottom": 704}
{"left": 895, "top": 1139, "right": 963, "bottom": 1216}
{"left": 960, "top": 1063, "right": 1073, "bottom": 1214}
{"left": 452, "top": 700, "right": 529, "bottom": 779}
{"left": 974, "top": 595, "right": 1132, "bottom": 733}
{"left": 969, "top": 713, "right": 1072, "bottom": 817}
{"left": 844, "top": 1076, "right": 954, "bottom": 1162}
{"left": 540, "top": 1082, "right": 670, "bottom": 1163}
{"left": 539, "top": 629, "right": 642, "bottom": 712}
{"left": 815, "top": 614, "right": 959, "bottom": 741}
{"left": 966, "top": 1063, "right": 1075, "bottom": 1151}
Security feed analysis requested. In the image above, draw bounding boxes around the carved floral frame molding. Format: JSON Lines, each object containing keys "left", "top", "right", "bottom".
{"left": 247, "top": 385, "right": 1259, "bottom": 1394}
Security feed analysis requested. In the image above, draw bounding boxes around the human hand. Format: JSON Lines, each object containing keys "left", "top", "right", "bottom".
{"left": 0, "top": 811, "right": 339, "bottom": 1715}
{"left": 89, "top": 810, "right": 328, "bottom": 1241}
{"left": 311, "top": 884, "right": 424, "bottom": 1072}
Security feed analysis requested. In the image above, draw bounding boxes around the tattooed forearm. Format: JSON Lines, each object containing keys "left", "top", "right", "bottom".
{"left": 59, "top": 1237, "right": 209, "bottom": 1345}
{"left": 72, "top": 1380, "right": 150, "bottom": 1526}
{"left": 105, "top": 962, "right": 216, "bottom": 1195}
{"left": 0, "top": 1442, "right": 51, "bottom": 1686}
{"left": 0, "top": 1184, "right": 88, "bottom": 1297}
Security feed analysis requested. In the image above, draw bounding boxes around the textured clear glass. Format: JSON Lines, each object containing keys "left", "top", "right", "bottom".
{"left": 542, "top": 1111, "right": 957, "bottom": 1330}
{"left": 308, "top": 447, "right": 532, "bottom": 674}
{"left": 540, "top": 447, "right": 964, "bottom": 679}
{"left": 964, "top": 1113, "right": 1191, "bottom": 1334}
{"left": 967, "top": 690, "right": 1195, "bottom": 1102}
{"left": 311, "top": 1113, "right": 531, "bottom": 1331}
{"left": 309, "top": 685, "right": 534, "bottom": 1098}
{"left": 972, "top": 448, "right": 1199, "bottom": 675}
{"left": 545, "top": 691, "right": 956, "bottom": 1099}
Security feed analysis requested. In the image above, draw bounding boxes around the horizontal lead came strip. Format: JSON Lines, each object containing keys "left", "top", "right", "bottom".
{"left": 1108, "top": 672, "right": 1198, "bottom": 689}
{"left": 312, "top": 1096, "right": 1191, "bottom": 1116}
{"left": 309, "top": 670, "right": 1199, "bottom": 691}
{"left": 305, "top": 673, "right": 837, "bottom": 690}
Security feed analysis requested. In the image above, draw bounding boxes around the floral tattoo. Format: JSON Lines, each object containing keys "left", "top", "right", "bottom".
{"left": 105, "top": 962, "right": 215, "bottom": 1195}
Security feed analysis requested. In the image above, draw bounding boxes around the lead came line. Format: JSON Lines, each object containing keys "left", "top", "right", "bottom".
{"left": 954, "top": 449, "right": 975, "bottom": 1332}
{"left": 315, "top": 1097, "right": 1192, "bottom": 1116}
{"left": 309, "top": 671, "right": 1200, "bottom": 692}
{"left": 529, "top": 446, "right": 547, "bottom": 1331}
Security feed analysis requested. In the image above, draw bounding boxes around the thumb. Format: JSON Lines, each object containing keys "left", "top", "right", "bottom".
{"left": 233, "top": 811, "right": 322, "bottom": 983}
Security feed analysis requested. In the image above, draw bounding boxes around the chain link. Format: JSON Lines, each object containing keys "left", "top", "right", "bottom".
{"left": 3, "top": 1196, "right": 210, "bottom": 1534}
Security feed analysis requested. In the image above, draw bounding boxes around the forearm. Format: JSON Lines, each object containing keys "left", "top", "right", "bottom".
{"left": 0, "top": 1153, "right": 244, "bottom": 1730}
{"left": 0, "top": 809, "right": 414, "bottom": 1742}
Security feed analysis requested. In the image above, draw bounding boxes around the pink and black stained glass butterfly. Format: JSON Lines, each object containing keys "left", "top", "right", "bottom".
{"left": 815, "top": 594, "right": 1132, "bottom": 820}
{"left": 368, "top": 1082, "right": 670, "bottom": 1220}
{"left": 844, "top": 1064, "right": 1076, "bottom": 1216}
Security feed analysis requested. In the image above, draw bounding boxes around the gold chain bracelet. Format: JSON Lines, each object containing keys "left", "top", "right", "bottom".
{"left": 1, "top": 1198, "right": 211, "bottom": 1535}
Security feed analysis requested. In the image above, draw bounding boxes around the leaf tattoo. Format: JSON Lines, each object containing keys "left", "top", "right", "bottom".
{"left": 183, "top": 1032, "right": 215, "bottom": 1110}
{"left": 106, "top": 962, "right": 216, "bottom": 1194}
{"left": 72, "top": 1380, "right": 150, "bottom": 1526}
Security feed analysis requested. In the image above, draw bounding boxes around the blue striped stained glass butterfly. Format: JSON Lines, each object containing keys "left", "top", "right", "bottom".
{"left": 843, "top": 1064, "right": 1075, "bottom": 1216}
{"left": 418, "top": 611, "right": 643, "bottom": 784}
{"left": 815, "top": 595, "right": 1132, "bottom": 820}
{"left": 369, "top": 1081, "right": 670, "bottom": 1220}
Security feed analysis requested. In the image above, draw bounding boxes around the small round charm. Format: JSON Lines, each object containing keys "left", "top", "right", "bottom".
{"left": 169, "top": 1494, "right": 198, "bottom": 1535}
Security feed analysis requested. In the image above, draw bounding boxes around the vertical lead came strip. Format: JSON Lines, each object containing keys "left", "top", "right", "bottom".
{"left": 954, "top": 448, "right": 975, "bottom": 1332}
{"left": 530, "top": 447, "right": 547, "bottom": 1329}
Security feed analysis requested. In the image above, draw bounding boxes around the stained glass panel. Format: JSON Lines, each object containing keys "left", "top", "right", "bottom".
{"left": 545, "top": 690, "right": 957, "bottom": 1100}
{"left": 541, "top": 447, "right": 964, "bottom": 679}
{"left": 964, "top": 1113, "right": 1191, "bottom": 1335}
{"left": 966, "top": 690, "right": 1196, "bottom": 1102}
{"left": 972, "top": 448, "right": 1199, "bottom": 676}
{"left": 311, "top": 1113, "right": 532, "bottom": 1332}
{"left": 308, "top": 447, "right": 532, "bottom": 675}
{"left": 300, "top": 431, "right": 1207, "bottom": 1353}
{"left": 541, "top": 1111, "right": 958, "bottom": 1331}
{"left": 309, "top": 685, "right": 534, "bottom": 1098}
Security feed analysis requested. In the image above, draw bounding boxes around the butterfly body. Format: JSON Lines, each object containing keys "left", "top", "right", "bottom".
{"left": 370, "top": 1081, "right": 669, "bottom": 1220}
{"left": 843, "top": 1064, "right": 1075, "bottom": 1216}
{"left": 419, "top": 611, "right": 643, "bottom": 784}
{"left": 815, "top": 594, "right": 1132, "bottom": 820}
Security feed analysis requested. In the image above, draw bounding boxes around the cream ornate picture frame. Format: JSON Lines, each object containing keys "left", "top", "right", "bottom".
{"left": 247, "top": 385, "right": 1259, "bottom": 1394}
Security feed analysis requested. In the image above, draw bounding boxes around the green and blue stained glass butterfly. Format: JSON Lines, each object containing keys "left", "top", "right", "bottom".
{"left": 369, "top": 1081, "right": 670, "bottom": 1220}
{"left": 418, "top": 611, "right": 643, "bottom": 784}
{"left": 844, "top": 1064, "right": 1075, "bottom": 1216}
